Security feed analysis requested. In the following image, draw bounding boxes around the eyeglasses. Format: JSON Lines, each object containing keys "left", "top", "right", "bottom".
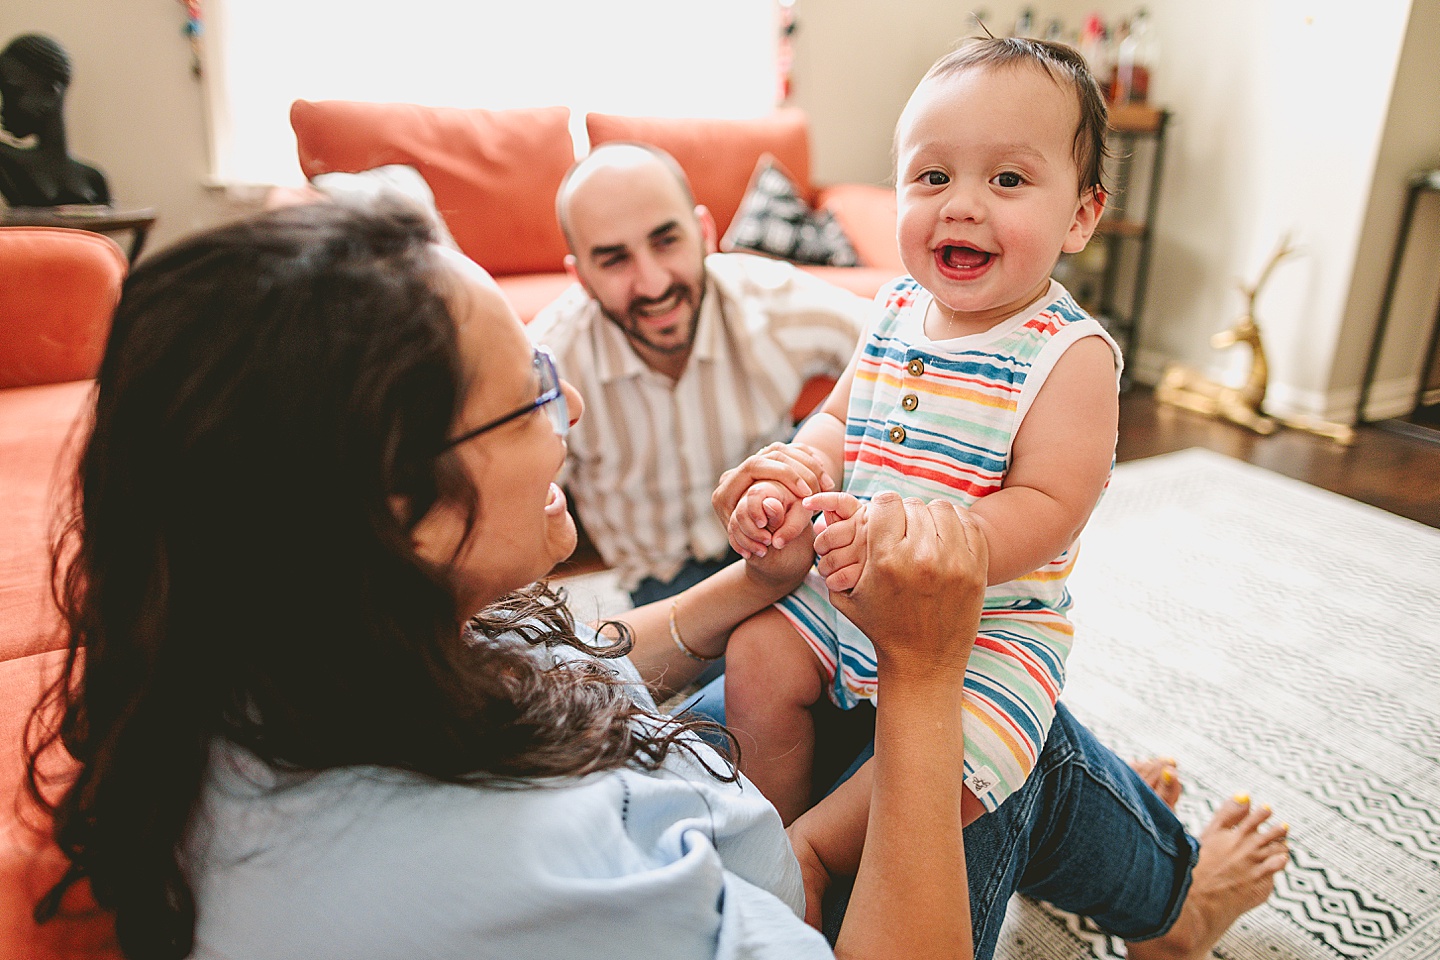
{"left": 440, "top": 346, "right": 569, "bottom": 451}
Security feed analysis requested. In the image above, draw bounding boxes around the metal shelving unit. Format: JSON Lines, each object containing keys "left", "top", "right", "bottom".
{"left": 1058, "top": 103, "right": 1170, "bottom": 370}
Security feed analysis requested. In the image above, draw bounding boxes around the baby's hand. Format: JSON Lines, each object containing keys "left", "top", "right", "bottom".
{"left": 713, "top": 442, "right": 835, "bottom": 559}
{"left": 805, "top": 492, "right": 867, "bottom": 593}
{"left": 729, "top": 479, "right": 799, "bottom": 558}
{"left": 740, "top": 502, "right": 818, "bottom": 593}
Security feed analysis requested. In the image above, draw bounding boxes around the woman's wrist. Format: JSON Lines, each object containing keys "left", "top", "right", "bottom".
{"left": 667, "top": 597, "right": 725, "bottom": 662}
{"left": 870, "top": 614, "right": 975, "bottom": 687}
{"left": 874, "top": 657, "right": 969, "bottom": 707}
{"left": 841, "top": 671, "right": 972, "bottom": 959}
{"left": 663, "top": 560, "right": 779, "bottom": 663}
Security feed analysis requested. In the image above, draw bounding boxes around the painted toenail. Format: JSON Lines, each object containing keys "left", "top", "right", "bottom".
{"left": 1161, "top": 770, "right": 1174, "bottom": 783}
{"left": 1232, "top": 792, "right": 1250, "bottom": 804}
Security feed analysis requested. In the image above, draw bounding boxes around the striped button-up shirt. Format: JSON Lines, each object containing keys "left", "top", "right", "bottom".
{"left": 530, "top": 253, "right": 871, "bottom": 590}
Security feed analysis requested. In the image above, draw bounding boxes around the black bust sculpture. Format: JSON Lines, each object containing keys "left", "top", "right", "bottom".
{"left": 0, "top": 33, "right": 110, "bottom": 208}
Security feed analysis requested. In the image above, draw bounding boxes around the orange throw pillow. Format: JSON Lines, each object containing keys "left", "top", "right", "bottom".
{"left": 585, "top": 110, "right": 812, "bottom": 238}
{"left": 290, "top": 101, "right": 574, "bottom": 277}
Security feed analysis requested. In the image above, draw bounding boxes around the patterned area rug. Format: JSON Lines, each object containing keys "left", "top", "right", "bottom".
{"left": 557, "top": 448, "right": 1440, "bottom": 958}
{"left": 1001, "top": 448, "right": 1440, "bottom": 960}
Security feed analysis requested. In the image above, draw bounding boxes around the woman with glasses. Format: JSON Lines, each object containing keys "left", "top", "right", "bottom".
{"left": 27, "top": 202, "right": 1285, "bottom": 960}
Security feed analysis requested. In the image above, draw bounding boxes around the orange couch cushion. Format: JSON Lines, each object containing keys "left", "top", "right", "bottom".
{"left": 815, "top": 184, "right": 904, "bottom": 273}
{"left": 290, "top": 100, "right": 575, "bottom": 277}
{"left": 495, "top": 273, "right": 582, "bottom": 326}
{"left": 0, "top": 381, "right": 91, "bottom": 663}
{"left": 0, "top": 648, "right": 119, "bottom": 960}
{"left": 0, "top": 229, "right": 125, "bottom": 391}
{"left": 586, "top": 110, "right": 812, "bottom": 238}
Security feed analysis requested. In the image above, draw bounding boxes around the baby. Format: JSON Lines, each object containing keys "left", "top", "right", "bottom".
{"left": 718, "top": 36, "right": 1123, "bottom": 842}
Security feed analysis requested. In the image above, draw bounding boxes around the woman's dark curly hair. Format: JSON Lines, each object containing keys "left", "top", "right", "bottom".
{"left": 25, "top": 201, "right": 732, "bottom": 959}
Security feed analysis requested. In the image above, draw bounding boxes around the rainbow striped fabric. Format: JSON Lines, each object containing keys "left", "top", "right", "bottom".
{"left": 775, "top": 276, "right": 1121, "bottom": 811}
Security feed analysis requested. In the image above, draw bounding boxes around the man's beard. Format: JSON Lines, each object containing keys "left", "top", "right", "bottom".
{"left": 605, "top": 279, "right": 705, "bottom": 357}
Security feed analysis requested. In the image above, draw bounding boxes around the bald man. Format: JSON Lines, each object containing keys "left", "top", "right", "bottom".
{"left": 531, "top": 143, "right": 869, "bottom": 607}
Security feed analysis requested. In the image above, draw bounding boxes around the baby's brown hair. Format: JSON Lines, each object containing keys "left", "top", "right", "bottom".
{"left": 923, "top": 37, "right": 1111, "bottom": 196}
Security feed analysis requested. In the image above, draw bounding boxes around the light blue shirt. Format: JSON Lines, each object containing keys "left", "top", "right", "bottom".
{"left": 185, "top": 642, "right": 831, "bottom": 959}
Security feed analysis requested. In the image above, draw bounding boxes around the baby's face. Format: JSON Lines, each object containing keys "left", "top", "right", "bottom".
{"left": 894, "top": 64, "right": 1103, "bottom": 332}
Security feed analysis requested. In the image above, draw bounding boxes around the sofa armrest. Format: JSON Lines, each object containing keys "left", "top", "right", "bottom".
{"left": 814, "top": 184, "right": 902, "bottom": 274}
{"left": 0, "top": 228, "right": 127, "bottom": 391}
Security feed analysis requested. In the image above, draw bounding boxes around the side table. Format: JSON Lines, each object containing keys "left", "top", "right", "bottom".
{"left": 0, "top": 206, "right": 158, "bottom": 264}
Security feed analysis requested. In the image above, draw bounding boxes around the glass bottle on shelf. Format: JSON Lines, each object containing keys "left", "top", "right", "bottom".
{"left": 1114, "top": 8, "right": 1156, "bottom": 104}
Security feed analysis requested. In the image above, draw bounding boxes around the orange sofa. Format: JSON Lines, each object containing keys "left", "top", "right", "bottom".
{"left": 0, "top": 227, "right": 125, "bottom": 960}
{"left": 287, "top": 102, "right": 904, "bottom": 323}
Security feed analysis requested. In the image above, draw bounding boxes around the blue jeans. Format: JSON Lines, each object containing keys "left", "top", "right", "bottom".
{"left": 628, "top": 551, "right": 742, "bottom": 609}
{"left": 677, "top": 679, "right": 1198, "bottom": 960}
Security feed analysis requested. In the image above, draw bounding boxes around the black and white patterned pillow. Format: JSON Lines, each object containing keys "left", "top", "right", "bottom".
{"left": 721, "top": 156, "right": 860, "bottom": 267}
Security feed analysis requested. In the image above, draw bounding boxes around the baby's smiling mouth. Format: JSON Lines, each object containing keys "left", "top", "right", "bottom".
{"left": 941, "top": 244, "right": 993, "bottom": 269}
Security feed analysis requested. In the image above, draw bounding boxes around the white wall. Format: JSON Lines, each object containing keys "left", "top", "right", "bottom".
{"left": 210, "top": 0, "right": 780, "bottom": 187}
{"left": 791, "top": 0, "right": 1116, "bottom": 186}
{"left": 1335, "top": 0, "right": 1440, "bottom": 420}
{"left": 1144, "top": 0, "right": 1417, "bottom": 419}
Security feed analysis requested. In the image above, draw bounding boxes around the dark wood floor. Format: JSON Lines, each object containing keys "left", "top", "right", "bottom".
{"left": 1118, "top": 386, "right": 1440, "bottom": 529}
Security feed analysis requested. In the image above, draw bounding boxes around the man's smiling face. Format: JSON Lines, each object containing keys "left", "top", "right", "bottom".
{"left": 561, "top": 148, "right": 716, "bottom": 373}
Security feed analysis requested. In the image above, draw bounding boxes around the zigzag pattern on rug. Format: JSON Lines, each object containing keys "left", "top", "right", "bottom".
{"left": 1000, "top": 449, "right": 1440, "bottom": 960}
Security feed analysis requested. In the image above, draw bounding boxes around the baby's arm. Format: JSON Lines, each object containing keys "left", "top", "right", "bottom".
{"left": 972, "top": 336, "right": 1119, "bottom": 584}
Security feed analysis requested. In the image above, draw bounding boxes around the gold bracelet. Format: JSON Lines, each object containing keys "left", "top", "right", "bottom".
{"left": 669, "top": 599, "right": 722, "bottom": 662}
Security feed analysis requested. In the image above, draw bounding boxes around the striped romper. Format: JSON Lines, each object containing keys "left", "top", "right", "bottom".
{"left": 776, "top": 276, "right": 1122, "bottom": 811}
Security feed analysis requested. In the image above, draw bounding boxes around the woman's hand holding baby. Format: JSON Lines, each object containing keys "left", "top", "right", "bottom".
{"left": 828, "top": 492, "right": 987, "bottom": 679}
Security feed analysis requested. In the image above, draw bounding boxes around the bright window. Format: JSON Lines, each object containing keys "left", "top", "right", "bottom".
{"left": 204, "top": 0, "right": 781, "bottom": 187}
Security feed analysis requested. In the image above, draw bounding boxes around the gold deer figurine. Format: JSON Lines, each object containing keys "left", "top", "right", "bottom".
{"left": 1155, "top": 236, "right": 1355, "bottom": 444}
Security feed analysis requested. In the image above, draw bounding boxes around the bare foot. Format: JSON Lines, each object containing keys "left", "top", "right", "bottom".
{"left": 787, "top": 824, "right": 830, "bottom": 930}
{"left": 1131, "top": 756, "right": 1183, "bottom": 809}
{"left": 1128, "top": 795, "right": 1290, "bottom": 960}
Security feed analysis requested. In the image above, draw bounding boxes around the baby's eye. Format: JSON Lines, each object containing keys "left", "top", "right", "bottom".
{"left": 919, "top": 170, "right": 950, "bottom": 187}
{"left": 992, "top": 171, "right": 1024, "bottom": 188}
